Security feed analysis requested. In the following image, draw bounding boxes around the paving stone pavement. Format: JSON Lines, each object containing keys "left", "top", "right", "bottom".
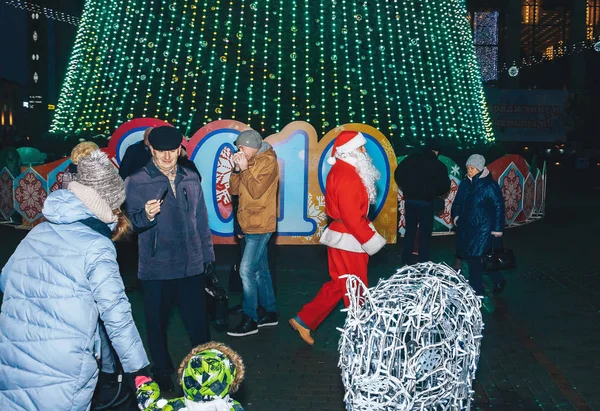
{"left": 1, "top": 167, "right": 599, "bottom": 410}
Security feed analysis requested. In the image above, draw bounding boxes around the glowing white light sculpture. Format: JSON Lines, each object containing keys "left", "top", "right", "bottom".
{"left": 338, "top": 263, "right": 484, "bottom": 410}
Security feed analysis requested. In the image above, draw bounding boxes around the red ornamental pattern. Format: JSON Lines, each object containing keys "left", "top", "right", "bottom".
{"left": 501, "top": 168, "right": 522, "bottom": 222}
{"left": 397, "top": 190, "right": 405, "bottom": 230}
{"left": 50, "top": 172, "right": 64, "bottom": 192}
{"left": 439, "top": 178, "right": 459, "bottom": 225}
{"left": 522, "top": 175, "right": 535, "bottom": 219}
{"left": 0, "top": 171, "right": 14, "bottom": 218}
{"left": 215, "top": 146, "right": 235, "bottom": 219}
{"left": 15, "top": 172, "right": 47, "bottom": 220}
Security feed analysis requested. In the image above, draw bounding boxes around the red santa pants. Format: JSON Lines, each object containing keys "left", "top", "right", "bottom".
{"left": 297, "top": 247, "right": 369, "bottom": 331}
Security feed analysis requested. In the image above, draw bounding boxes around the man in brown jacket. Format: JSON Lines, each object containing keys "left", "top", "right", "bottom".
{"left": 227, "top": 129, "right": 279, "bottom": 337}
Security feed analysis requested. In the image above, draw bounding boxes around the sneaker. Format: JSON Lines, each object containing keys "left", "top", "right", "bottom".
{"left": 227, "top": 315, "right": 259, "bottom": 337}
{"left": 153, "top": 373, "right": 174, "bottom": 392}
{"left": 257, "top": 311, "right": 279, "bottom": 328}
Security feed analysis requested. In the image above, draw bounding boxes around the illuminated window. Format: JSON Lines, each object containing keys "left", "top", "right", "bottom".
{"left": 472, "top": 11, "right": 499, "bottom": 82}
{"left": 587, "top": 0, "right": 600, "bottom": 40}
{"left": 522, "top": 0, "right": 542, "bottom": 24}
{"left": 521, "top": 0, "right": 570, "bottom": 58}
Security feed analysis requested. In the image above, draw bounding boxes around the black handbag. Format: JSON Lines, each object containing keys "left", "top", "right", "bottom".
{"left": 482, "top": 237, "right": 516, "bottom": 272}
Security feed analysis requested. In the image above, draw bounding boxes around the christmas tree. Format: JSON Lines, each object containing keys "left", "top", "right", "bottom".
{"left": 51, "top": 0, "right": 494, "bottom": 146}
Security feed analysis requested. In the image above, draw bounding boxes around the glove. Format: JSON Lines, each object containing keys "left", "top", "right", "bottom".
{"left": 203, "top": 261, "right": 215, "bottom": 276}
{"left": 124, "top": 366, "right": 151, "bottom": 392}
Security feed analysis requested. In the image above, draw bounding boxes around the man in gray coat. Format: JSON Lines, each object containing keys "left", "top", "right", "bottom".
{"left": 125, "top": 126, "right": 215, "bottom": 391}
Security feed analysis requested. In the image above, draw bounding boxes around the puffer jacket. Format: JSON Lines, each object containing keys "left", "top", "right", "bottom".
{"left": 451, "top": 167, "right": 505, "bottom": 258}
{"left": 0, "top": 190, "right": 149, "bottom": 411}
{"left": 229, "top": 142, "right": 279, "bottom": 234}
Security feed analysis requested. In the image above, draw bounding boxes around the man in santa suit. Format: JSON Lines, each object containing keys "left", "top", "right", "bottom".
{"left": 289, "top": 130, "right": 387, "bottom": 345}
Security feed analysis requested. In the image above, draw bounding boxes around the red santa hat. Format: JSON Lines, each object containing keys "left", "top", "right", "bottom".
{"left": 327, "top": 131, "right": 367, "bottom": 165}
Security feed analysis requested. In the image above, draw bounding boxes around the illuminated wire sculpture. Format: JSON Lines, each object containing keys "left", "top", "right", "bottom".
{"left": 338, "top": 263, "right": 484, "bottom": 410}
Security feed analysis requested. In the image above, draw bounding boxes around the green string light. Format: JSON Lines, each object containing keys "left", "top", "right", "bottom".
{"left": 51, "top": 0, "right": 494, "bottom": 147}
{"left": 230, "top": 1, "right": 244, "bottom": 122}
{"left": 175, "top": 1, "right": 198, "bottom": 131}
{"left": 303, "top": 0, "right": 311, "bottom": 123}
{"left": 259, "top": 0, "right": 270, "bottom": 132}
{"left": 120, "top": 4, "right": 147, "bottom": 126}
{"left": 275, "top": 0, "right": 283, "bottom": 130}
{"left": 318, "top": 1, "right": 326, "bottom": 130}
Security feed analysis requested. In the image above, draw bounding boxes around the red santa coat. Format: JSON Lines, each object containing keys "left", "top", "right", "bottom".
{"left": 319, "top": 159, "right": 386, "bottom": 255}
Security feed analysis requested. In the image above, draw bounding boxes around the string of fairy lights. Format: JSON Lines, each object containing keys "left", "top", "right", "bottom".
{"left": 4, "top": 0, "right": 80, "bottom": 26}
{"left": 504, "top": 36, "right": 600, "bottom": 77}
{"left": 51, "top": 0, "right": 496, "bottom": 147}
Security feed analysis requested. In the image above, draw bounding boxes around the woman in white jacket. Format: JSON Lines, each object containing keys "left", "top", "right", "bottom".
{"left": 0, "top": 150, "right": 149, "bottom": 410}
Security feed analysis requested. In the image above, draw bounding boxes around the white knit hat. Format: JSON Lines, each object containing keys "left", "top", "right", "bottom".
{"left": 75, "top": 150, "right": 126, "bottom": 211}
{"left": 68, "top": 150, "right": 125, "bottom": 223}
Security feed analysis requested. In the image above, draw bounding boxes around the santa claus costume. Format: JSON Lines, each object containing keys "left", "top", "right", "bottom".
{"left": 289, "top": 131, "right": 386, "bottom": 345}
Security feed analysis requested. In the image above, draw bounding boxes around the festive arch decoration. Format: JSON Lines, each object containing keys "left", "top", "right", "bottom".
{"left": 6, "top": 119, "right": 546, "bottom": 240}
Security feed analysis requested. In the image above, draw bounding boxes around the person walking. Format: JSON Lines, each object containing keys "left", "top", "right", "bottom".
{"left": 124, "top": 126, "right": 215, "bottom": 390}
{"left": 395, "top": 142, "right": 450, "bottom": 265}
{"left": 451, "top": 154, "right": 507, "bottom": 296}
{"left": 227, "top": 129, "right": 279, "bottom": 337}
{"left": 0, "top": 150, "right": 149, "bottom": 410}
{"left": 289, "top": 131, "right": 386, "bottom": 346}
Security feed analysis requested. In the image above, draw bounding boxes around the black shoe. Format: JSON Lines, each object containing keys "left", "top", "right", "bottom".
{"left": 257, "top": 311, "right": 279, "bottom": 328}
{"left": 227, "top": 315, "right": 258, "bottom": 337}
{"left": 493, "top": 280, "right": 507, "bottom": 296}
{"left": 153, "top": 374, "right": 174, "bottom": 392}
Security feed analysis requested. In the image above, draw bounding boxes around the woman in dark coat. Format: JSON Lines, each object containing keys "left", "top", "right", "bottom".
{"left": 451, "top": 154, "right": 507, "bottom": 296}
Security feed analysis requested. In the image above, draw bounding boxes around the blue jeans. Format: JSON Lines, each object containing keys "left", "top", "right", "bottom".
{"left": 240, "top": 233, "right": 277, "bottom": 321}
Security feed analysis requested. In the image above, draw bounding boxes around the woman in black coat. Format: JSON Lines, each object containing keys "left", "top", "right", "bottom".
{"left": 451, "top": 154, "right": 506, "bottom": 296}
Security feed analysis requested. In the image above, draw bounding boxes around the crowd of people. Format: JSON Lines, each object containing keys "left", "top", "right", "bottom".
{"left": 0, "top": 125, "right": 508, "bottom": 410}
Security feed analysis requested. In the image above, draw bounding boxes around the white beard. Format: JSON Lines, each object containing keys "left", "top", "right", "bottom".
{"left": 337, "top": 151, "right": 380, "bottom": 204}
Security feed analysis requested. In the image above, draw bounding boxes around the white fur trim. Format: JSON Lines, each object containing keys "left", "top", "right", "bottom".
{"left": 319, "top": 222, "right": 383, "bottom": 254}
{"left": 336, "top": 132, "right": 367, "bottom": 154}
{"left": 361, "top": 232, "right": 386, "bottom": 256}
{"left": 319, "top": 228, "right": 365, "bottom": 253}
{"left": 68, "top": 181, "right": 117, "bottom": 224}
{"left": 327, "top": 156, "right": 337, "bottom": 165}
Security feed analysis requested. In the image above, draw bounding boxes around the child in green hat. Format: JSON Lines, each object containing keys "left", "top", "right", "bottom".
{"left": 135, "top": 342, "right": 245, "bottom": 411}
